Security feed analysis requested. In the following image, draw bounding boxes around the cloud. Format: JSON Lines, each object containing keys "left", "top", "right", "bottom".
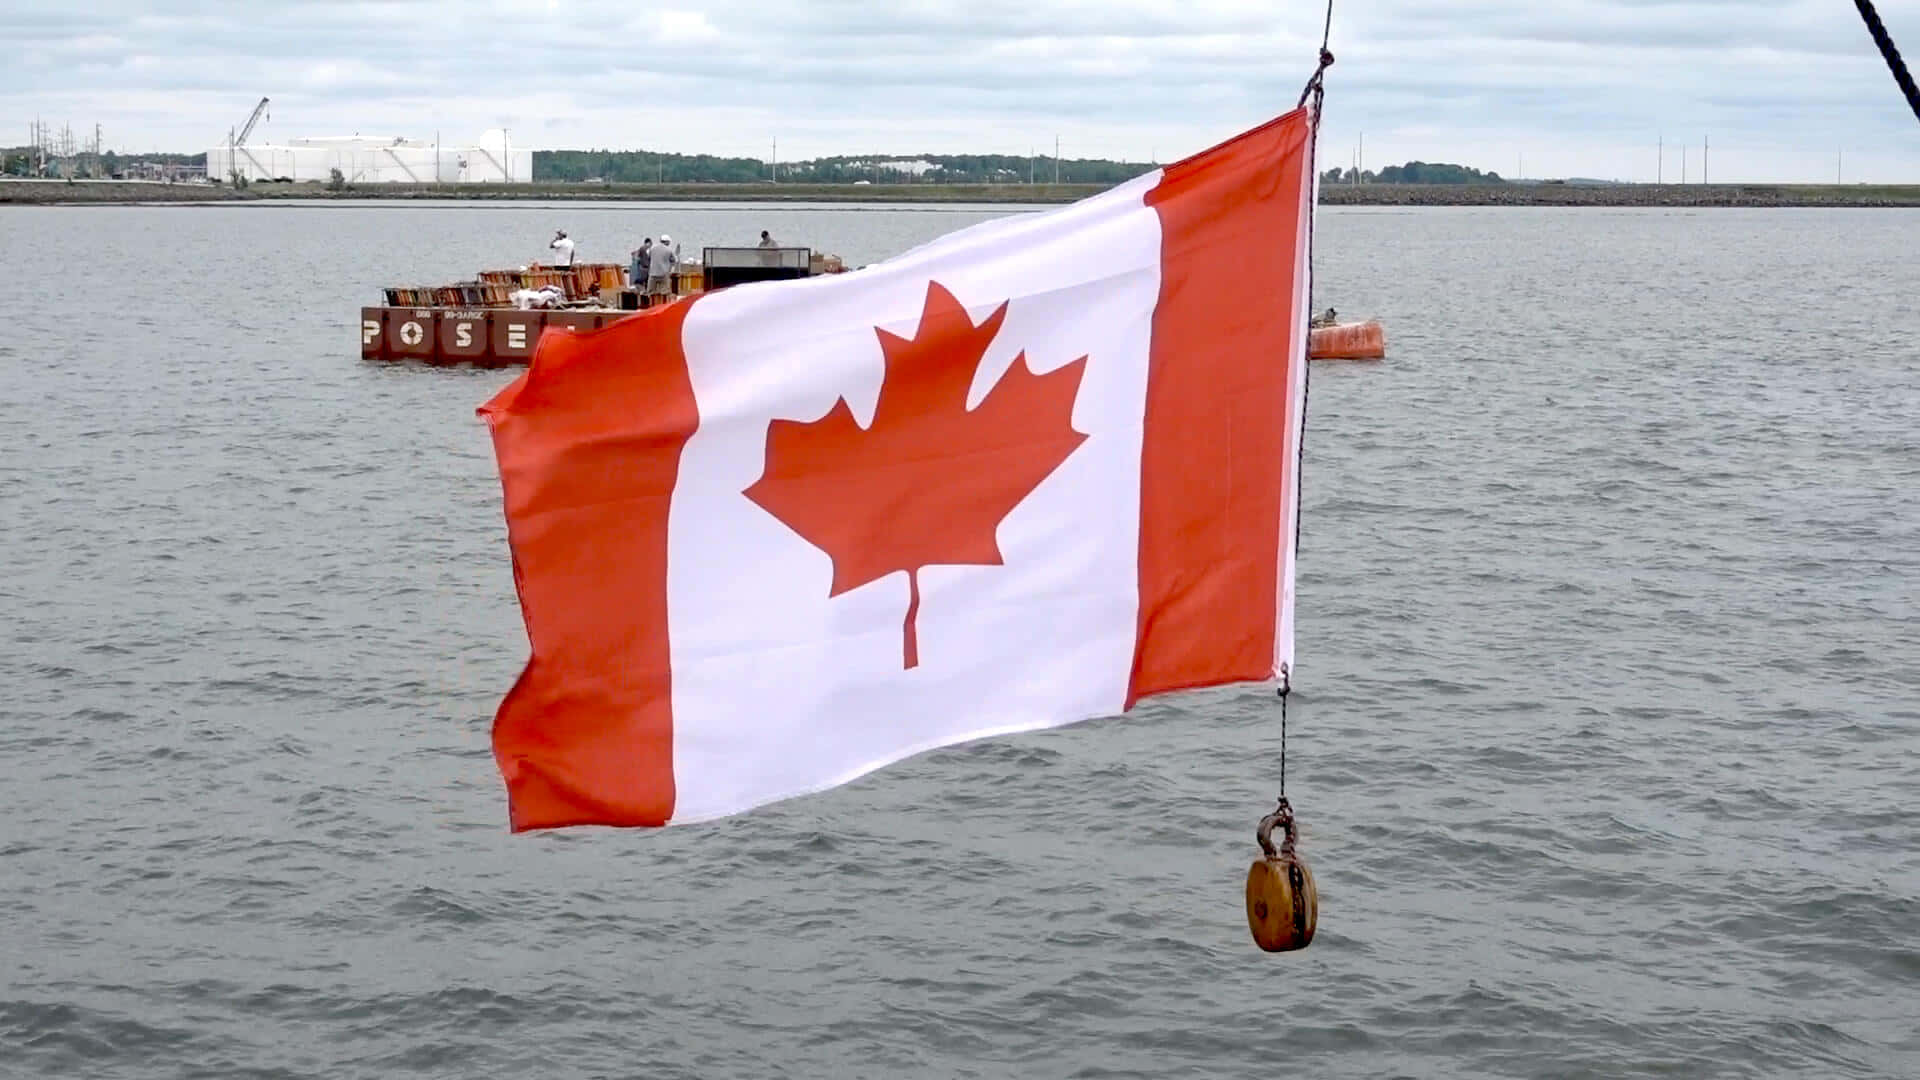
{"left": 3, "top": 0, "right": 1916, "bottom": 181}
{"left": 650, "top": 9, "right": 722, "bottom": 45}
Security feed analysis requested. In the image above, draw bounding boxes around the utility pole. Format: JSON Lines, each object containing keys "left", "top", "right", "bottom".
{"left": 1837, "top": 147, "right": 1843, "bottom": 184}
{"left": 772, "top": 136, "right": 777, "bottom": 182}
{"left": 1682, "top": 146, "right": 1688, "bottom": 184}
{"left": 1657, "top": 134, "right": 1663, "bottom": 185}
{"left": 1054, "top": 135, "right": 1060, "bottom": 184}
{"left": 1357, "top": 131, "right": 1363, "bottom": 181}
{"left": 1702, "top": 135, "right": 1708, "bottom": 185}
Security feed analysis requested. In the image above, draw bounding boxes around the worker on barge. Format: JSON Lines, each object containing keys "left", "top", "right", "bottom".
{"left": 645, "top": 234, "right": 679, "bottom": 305}
{"left": 630, "top": 238, "right": 653, "bottom": 292}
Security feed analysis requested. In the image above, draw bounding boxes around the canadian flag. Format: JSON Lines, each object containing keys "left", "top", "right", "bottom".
{"left": 479, "top": 107, "right": 1316, "bottom": 830}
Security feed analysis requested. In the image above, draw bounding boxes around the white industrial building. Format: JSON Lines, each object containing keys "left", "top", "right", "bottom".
{"left": 206, "top": 129, "right": 532, "bottom": 184}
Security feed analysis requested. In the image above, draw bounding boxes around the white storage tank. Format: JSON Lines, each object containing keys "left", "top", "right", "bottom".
{"left": 206, "top": 131, "right": 533, "bottom": 184}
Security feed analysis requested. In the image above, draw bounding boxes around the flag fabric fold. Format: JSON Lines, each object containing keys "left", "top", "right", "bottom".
{"left": 478, "top": 106, "right": 1317, "bottom": 830}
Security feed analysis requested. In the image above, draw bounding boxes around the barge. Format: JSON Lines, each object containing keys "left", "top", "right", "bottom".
{"left": 360, "top": 247, "right": 1385, "bottom": 366}
{"left": 360, "top": 246, "right": 840, "bottom": 366}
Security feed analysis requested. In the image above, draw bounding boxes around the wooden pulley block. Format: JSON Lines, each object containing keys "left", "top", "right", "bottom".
{"left": 1246, "top": 797, "right": 1317, "bottom": 952}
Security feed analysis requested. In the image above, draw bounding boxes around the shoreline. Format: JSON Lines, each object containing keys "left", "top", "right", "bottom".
{"left": 4, "top": 178, "right": 1918, "bottom": 208}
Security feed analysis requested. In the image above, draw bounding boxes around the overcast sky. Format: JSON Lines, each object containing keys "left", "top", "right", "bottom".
{"left": 7, "top": 0, "right": 1919, "bottom": 182}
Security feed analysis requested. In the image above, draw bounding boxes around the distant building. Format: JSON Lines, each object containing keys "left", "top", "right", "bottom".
{"left": 205, "top": 129, "right": 531, "bottom": 184}
{"left": 850, "top": 159, "right": 939, "bottom": 177}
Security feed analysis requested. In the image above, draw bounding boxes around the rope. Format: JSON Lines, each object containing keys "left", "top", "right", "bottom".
{"left": 1276, "top": 0, "right": 1332, "bottom": 803}
{"left": 1855, "top": 0, "right": 1920, "bottom": 125}
{"left": 1278, "top": 680, "right": 1289, "bottom": 797}
{"left": 1296, "top": 4, "right": 1336, "bottom": 110}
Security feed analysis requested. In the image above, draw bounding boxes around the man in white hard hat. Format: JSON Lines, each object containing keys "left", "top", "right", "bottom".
{"left": 646, "top": 233, "right": 679, "bottom": 303}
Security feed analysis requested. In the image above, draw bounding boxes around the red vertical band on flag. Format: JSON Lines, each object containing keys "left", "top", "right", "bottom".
{"left": 1130, "top": 108, "right": 1313, "bottom": 706}
{"left": 477, "top": 303, "right": 701, "bottom": 830}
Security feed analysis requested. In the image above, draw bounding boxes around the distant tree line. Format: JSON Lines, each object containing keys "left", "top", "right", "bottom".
{"left": 5, "top": 145, "right": 1499, "bottom": 188}
{"left": 1322, "top": 161, "right": 1506, "bottom": 184}
{"left": 535, "top": 149, "right": 1157, "bottom": 185}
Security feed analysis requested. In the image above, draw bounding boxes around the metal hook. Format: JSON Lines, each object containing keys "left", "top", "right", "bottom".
{"left": 1256, "top": 796, "right": 1298, "bottom": 860}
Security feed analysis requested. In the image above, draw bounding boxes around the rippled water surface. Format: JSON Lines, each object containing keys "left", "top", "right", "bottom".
{"left": 2, "top": 201, "right": 1917, "bottom": 1079}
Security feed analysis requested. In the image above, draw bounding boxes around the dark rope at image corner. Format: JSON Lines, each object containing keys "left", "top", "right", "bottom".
{"left": 1855, "top": 0, "right": 1920, "bottom": 124}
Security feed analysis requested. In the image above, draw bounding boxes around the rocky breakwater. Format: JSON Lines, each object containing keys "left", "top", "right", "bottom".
{"left": 1321, "top": 182, "right": 1920, "bottom": 208}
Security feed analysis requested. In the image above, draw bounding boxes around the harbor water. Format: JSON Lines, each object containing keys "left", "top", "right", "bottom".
{"left": 2, "top": 201, "right": 1916, "bottom": 1078}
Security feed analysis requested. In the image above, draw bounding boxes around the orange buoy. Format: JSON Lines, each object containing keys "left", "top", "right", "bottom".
{"left": 1309, "top": 318, "right": 1386, "bottom": 360}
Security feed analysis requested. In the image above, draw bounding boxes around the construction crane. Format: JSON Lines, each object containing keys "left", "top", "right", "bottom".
{"left": 235, "top": 97, "right": 270, "bottom": 146}
{"left": 226, "top": 97, "right": 271, "bottom": 183}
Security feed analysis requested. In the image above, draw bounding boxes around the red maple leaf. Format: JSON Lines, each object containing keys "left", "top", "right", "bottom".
{"left": 743, "top": 280, "right": 1089, "bottom": 669}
